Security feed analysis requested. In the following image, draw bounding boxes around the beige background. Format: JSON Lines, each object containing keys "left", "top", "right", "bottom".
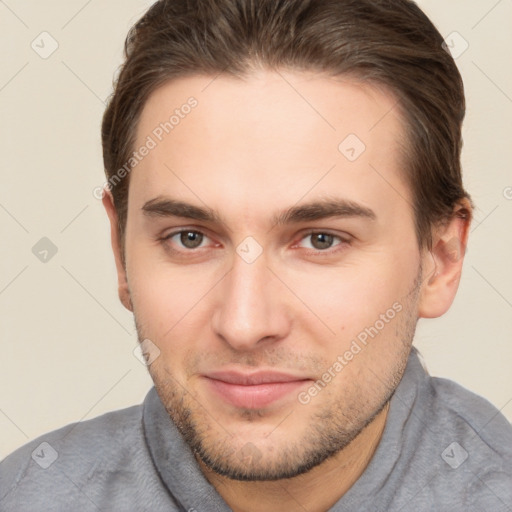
{"left": 1, "top": 0, "right": 511, "bottom": 458}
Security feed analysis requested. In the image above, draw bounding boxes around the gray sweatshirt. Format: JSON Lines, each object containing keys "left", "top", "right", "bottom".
{"left": 1, "top": 348, "right": 511, "bottom": 511}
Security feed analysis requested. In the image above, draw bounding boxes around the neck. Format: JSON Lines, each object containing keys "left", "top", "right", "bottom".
{"left": 199, "top": 402, "right": 390, "bottom": 512}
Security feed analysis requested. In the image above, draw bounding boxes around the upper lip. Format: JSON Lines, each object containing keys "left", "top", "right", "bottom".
{"left": 204, "top": 370, "right": 311, "bottom": 386}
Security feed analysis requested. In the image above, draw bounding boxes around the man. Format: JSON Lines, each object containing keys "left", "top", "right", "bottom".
{"left": 1, "top": 0, "right": 511, "bottom": 510}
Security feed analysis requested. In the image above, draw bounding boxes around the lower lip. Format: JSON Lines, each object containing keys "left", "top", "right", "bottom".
{"left": 205, "top": 378, "right": 310, "bottom": 409}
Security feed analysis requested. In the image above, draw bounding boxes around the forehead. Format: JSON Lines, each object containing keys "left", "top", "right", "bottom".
{"left": 130, "top": 70, "right": 412, "bottom": 227}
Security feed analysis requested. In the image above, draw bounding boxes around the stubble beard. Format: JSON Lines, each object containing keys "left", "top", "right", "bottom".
{"left": 136, "top": 270, "right": 422, "bottom": 481}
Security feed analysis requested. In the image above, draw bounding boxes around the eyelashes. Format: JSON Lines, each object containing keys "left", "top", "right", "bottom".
{"left": 159, "top": 228, "right": 352, "bottom": 257}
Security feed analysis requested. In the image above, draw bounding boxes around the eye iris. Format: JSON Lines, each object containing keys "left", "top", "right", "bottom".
{"left": 311, "top": 233, "right": 334, "bottom": 250}
{"left": 180, "top": 231, "right": 203, "bottom": 248}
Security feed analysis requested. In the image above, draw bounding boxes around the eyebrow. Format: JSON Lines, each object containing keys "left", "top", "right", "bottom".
{"left": 141, "top": 196, "right": 376, "bottom": 225}
{"left": 142, "top": 197, "right": 222, "bottom": 223}
{"left": 271, "top": 198, "right": 376, "bottom": 225}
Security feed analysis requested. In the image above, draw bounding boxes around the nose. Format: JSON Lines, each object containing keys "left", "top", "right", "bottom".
{"left": 211, "top": 251, "right": 291, "bottom": 351}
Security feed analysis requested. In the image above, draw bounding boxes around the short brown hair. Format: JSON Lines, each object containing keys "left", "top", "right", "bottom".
{"left": 101, "top": 0, "right": 471, "bottom": 256}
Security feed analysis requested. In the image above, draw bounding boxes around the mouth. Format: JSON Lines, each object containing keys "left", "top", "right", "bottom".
{"left": 203, "top": 370, "right": 312, "bottom": 409}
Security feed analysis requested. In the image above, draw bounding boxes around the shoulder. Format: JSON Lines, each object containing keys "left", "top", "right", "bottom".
{"left": 429, "top": 374, "right": 512, "bottom": 456}
{"left": 423, "top": 374, "right": 512, "bottom": 508}
{"left": 0, "top": 404, "right": 149, "bottom": 511}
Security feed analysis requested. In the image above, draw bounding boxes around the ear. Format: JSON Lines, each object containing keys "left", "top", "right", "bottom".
{"left": 102, "top": 188, "right": 133, "bottom": 312}
{"left": 418, "top": 199, "right": 472, "bottom": 319}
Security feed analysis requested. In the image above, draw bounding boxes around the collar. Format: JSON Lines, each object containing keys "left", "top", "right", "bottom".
{"left": 142, "top": 347, "right": 428, "bottom": 510}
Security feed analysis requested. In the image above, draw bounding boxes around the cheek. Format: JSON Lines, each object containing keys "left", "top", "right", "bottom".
{"left": 282, "top": 258, "right": 408, "bottom": 340}
{"left": 126, "top": 246, "right": 212, "bottom": 338}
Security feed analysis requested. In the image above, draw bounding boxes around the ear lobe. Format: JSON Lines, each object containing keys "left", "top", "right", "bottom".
{"left": 102, "top": 188, "right": 133, "bottom": 312}
{"left": 418, "top": 201, "right": 472, "bottom": 319}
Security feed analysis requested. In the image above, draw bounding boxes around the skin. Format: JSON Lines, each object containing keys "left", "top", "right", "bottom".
{"left": 103, "top": 69, "right": 471, "bottom": 512}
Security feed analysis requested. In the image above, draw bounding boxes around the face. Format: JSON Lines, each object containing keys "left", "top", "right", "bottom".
{"left": 118, "top": 70, "right": 425, "bottom": 480}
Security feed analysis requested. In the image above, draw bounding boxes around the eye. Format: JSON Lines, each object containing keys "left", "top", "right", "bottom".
{"left": 298, "top": 232, "right": 346, "bottom": 251}
{"left": 165, "top": 230, "right": 208, "bottom": 249}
